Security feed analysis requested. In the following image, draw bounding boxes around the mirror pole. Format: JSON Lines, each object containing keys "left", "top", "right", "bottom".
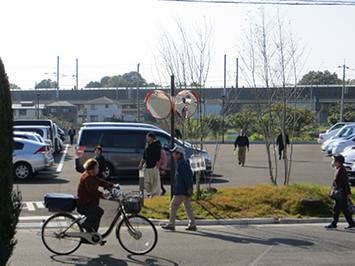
{"left": 170, "top": 75, "right": 175, "bottom": 200}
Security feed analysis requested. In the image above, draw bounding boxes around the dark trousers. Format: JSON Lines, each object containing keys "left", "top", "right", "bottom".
{"left": 279, "top": 147, "right": 284, "bottom": 159}
{"left": 69, "top": 135, "right": 74, "bottom": 145}
{"left": 77, "top": 204, "right": 104, "bottom": 232}
{"left": 332, "top": 198, "right": 355, "bottom": 226}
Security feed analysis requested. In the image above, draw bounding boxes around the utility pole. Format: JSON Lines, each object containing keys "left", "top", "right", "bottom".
{"left": 338, "top": 61, "right": 353, "bottom": 122}
{"left": 76, "top": 58, "right": 78, "bottom": 90}
{"left": 236, "top": 57, "right": 239, "bottom": 89}
{"left": 137, "top": 63, "right": 140, "bottom": 122}
{"left": 222, "top": 54, "right": 226, "bottom": 144}
{"left": 56, "top": 56, "right": 59, "bottom": 99}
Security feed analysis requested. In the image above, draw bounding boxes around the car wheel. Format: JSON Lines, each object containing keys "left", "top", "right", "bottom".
{"left": 105, "top": 163, "right": 114, "bottom": 180}
{"left": 13, "top": 162, "right": 33, "bottom": 180}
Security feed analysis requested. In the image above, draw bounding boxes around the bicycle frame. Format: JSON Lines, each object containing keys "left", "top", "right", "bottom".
{"left": 58, "top": 200, "right": 136, "bottom": 245}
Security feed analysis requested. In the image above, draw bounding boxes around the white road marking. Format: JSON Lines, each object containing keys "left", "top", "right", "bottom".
{"left": 22, "top": 202, "right": 46, "bottom": 211}
{"left": 38, "top": 144, "right": 69, "bottom": 174}
{"left": 55, "top": 144, "right": 69, "bottom": 173}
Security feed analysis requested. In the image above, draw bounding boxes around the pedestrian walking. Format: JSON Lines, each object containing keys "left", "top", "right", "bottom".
{"left": 157, "top": 140, "right": 167, "bottom": 196}
{"left": 162, "top": 145, "right": 196, "bottom": 231}
{"left": 276, "top": 131, "right": 290, "bottom": 160}
{"left": 138, "top": 132, "right": 161, "bottom": 198}
{"left": 325, "top": 154, "right": 355, "bottom": 230}
{"left": 68, "top": 126, "right": 76, "bottom": 145}
{"left": 233, "top": 129, "right": 249, "bottom": 166}
{"left": 94, "top": 145, "right": 107, "bottom": 180}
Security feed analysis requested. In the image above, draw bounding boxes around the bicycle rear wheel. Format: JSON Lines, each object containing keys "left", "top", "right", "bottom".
{"left": 41, "top": 213, "right": 83, "bottom": 255}
{"left": 116, "top": 214, "right": 158, "bottom": 255}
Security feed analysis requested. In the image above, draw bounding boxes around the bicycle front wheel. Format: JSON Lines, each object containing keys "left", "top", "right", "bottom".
{"left": 116, "top": 214, "right": 158, "bottom": 255}
{"left": 41, "top": 213, "right": 83, "bottom": 255}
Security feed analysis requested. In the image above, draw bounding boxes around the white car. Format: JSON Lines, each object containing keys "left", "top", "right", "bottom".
{"left": 14, "top": 131, "right": 46, "bottom": 144}
{"left": 13, "top": 137, "right": 54, "bottom": 180}
{"left": 331, "top": 135, "right": 355, "bottom": 155}
{"left": 318, "top": 122, "right": 353, "bottom": 144}
{"left": 341, "top": 146, "right": 355, "bottom": 175}
{"left": 321, "top": 125, "right": 355, "bottom": 153}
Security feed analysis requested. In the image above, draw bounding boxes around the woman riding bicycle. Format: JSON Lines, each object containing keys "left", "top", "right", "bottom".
{"left": 76, "top": 158, "right": 116, "bottom": 233}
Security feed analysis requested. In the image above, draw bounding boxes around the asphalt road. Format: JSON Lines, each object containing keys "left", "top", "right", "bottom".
{"left": 9, "top": 142, "right": 355, "bottom": 265}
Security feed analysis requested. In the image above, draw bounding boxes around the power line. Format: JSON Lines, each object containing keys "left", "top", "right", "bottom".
{"left": 163, "top": 0, "right": 355, "bottom": 5}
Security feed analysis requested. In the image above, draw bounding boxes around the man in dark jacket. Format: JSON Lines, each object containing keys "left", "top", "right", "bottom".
{"left": 233, "top": 129, "right": 249, "bottom": 166}
{"left": 138, "top": 132, "right": 161, "bottom": 198}
{"left": 276, "top": 132, "right": 290, "bottom": 160}
{"left": 68, "top": 126, "right": 76, "bottom": 145}
{"left": 162, "top": 146, "right": 196, "bottom": 231}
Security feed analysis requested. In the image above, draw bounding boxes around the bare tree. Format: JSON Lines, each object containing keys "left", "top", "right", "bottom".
{"left": 235, "top": 7, "right": 308, "bottom": 185}
{"left": 154, "top": 16, "right": 215, "bottom": 197}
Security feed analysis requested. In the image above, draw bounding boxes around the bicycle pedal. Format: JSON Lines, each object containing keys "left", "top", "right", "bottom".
{"left": 100, "top": 240, "right": 107, "bottom": 246}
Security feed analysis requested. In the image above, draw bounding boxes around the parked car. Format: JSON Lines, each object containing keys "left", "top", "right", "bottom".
{"left": 14, "top": 125, "right": 53, "bottom": 153}
{"left": 340, "top": 146, "right": 355, "bottom": 176}
{"left": 13, "top": 131, "right": 46, "bottom": 144}
{"left": 82, "top": 122, "right": 160, "bottom": 129}
{"left": 331, "top": 135, "right": 355, "bottom": 155}
{"left": 321, "top": 124, "right": 355, "bottom": 153}
{"left": 13, "top": 137, "right": 54, "bottom": 180}
{"left": 14, "top": 120, "right": 56, "bottom": 151}
{"left": 75, "top": 125, "right": 212, "bottom": 179}
{"left": 58, "top": 127, "right": 66, "bottom": 142}
{"left": 53, "top": 123, "right": 64, "bottom": 153}
{"left": 318, "top": 123, "right": 354, "bottom": 144}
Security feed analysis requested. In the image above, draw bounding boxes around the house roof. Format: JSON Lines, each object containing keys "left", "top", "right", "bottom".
{"left": 85, "top": 96, "right": 122, "bottom": 105}
{"left": 46, "top": 101, "right": 77, "bottom": 107}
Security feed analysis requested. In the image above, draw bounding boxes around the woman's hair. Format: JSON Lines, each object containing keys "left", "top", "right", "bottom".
{"left": 84, "top": 158, "right": 98, "bottom": 171}
{"left": 95, "top": 145, "right": 103, "bottom": 153}
{"left": 156, "top": 139, "right": 162, "bottom": 149}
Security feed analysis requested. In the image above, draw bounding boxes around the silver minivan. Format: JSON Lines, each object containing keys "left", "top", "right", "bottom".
{"left": 75, "top": 125, "right": 212, "bottom": 179}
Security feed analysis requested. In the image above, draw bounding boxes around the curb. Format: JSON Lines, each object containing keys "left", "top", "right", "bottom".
{"left": 150, "top": 217, "right": 345, "bottom": 226}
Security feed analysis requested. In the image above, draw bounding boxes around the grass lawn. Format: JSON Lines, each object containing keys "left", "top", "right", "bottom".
{"left": 140, "top": 183, "right": 348, "bottom": 220}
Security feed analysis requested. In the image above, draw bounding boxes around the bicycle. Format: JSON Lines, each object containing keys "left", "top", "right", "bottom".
{"left": 41, "top": 185, "right": 158, "bottom": 255}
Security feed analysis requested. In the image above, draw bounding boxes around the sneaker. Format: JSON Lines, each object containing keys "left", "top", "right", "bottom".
{"left": 324, "top": 224, "right": 337, "bottom": 230}
{"left": 344, "top": 224, "right": 355, "bottom": 230}
{"left": 162, "top": 224, "right": 175, "bottom": 231}
{"left": 185, "top": 226, "right": 197, "bottom": 231}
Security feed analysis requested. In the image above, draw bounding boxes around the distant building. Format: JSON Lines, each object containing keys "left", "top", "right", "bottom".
{"left": 12, "top": 101, "right": 46, "bottom": 119}
{"left": 85, "top": 96, "right": 123, "bottom": 122}
{"left": 46, "top": 101, "right": 78, "bottom": 123}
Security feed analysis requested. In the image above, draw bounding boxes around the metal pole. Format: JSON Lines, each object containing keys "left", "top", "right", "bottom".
{"left": 222, "top": 54, "right": 226, "bottom": 144}
{"left": 76, "top": 58, "right": 78, "bottom": 90}
{"left": 170, "top": 75, "right": 175, "bottom": 200}
{"left": 139, "top": 168, "right": 144, "bottom": 206}
{"left": 137, "top": 63, "right": 140, "bottom": 122}
{"left": 340, "top": 63, "right": 345, "bottom": 122}
{"left": 56, "top": 56, "right": 59, "bottom": 99}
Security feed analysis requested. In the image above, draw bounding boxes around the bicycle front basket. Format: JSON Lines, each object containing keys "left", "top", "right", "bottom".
{"left": 123, "top": 191, "right": 142, "bottom": 213}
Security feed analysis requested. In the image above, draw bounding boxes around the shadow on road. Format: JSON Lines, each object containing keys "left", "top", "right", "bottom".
{"left": 49, "top": 254, "right": 178, "bottom": 266}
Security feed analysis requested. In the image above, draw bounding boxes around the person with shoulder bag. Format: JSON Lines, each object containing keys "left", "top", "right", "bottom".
{"left": 325, "top": 154, "right": 355, "bottom": 230}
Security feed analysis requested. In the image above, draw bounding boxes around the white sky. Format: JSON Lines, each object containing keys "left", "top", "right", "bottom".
{"left": 1, "top": 0, "right": 355, "bottom": 89}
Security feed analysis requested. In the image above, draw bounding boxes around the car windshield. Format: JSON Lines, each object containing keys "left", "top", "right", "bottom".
{"left": 345, "top": 134, "right": 355, "bottom": 140}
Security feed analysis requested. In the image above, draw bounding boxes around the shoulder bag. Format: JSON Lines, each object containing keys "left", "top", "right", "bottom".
{"left": 329, "top": 184, "right": 344, "bottom": 200}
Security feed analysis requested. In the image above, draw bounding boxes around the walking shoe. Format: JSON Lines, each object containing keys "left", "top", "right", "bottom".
{"left": 324, "top": 224, "right": 337, "bottom": 230}
{"left": 161, "top": 224, "right": 175, "bottom": 231}
{"left": 238, "top": 162, "right": 241, "bottom": 165}
{"left": 344, "top": 224, "right": 355, "bottom": 230}
{"left": 185, "top": 226, "right": 197, "bottom": 231}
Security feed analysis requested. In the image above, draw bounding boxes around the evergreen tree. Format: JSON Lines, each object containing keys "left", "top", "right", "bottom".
{"left": 0, "top": 57, "right": 22, "bottom": 266}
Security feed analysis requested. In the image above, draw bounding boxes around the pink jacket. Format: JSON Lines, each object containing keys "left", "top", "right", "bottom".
{"left": 159, "top": 149, "right": 167, "bottom": 169}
